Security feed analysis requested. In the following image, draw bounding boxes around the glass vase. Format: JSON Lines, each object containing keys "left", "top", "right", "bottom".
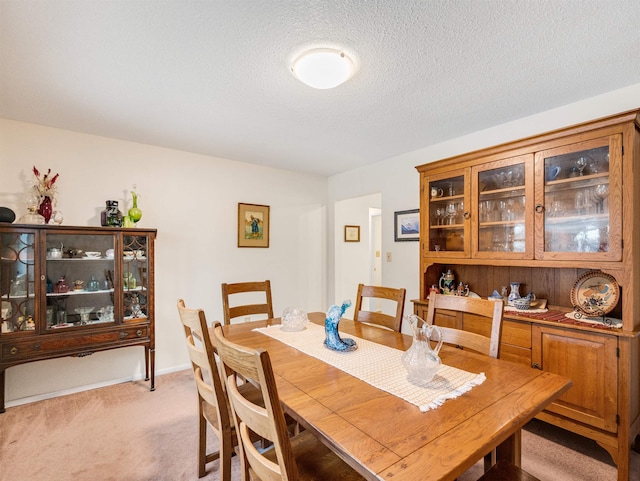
{"left": 38, "top": 196, "right": 53, "bottom": 224}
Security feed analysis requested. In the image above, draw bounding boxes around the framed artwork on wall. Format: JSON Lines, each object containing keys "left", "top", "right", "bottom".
{"left": 238, "top": 203, "right": 270, "bottom": 247}
{"left": 344, "top": 225, "right": 360, "bottom": 242}
{"left": 394, "top": 209, "right": 419, "bottom": 241}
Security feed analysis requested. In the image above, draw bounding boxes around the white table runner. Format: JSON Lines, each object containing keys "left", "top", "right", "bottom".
{"left": 254, "top": 322, "right": 485, "bottom": 412}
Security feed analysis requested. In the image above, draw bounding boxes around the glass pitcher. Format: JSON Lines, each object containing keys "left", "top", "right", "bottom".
{"left": 401, "top": 314, "right": 443, "bottom": 385}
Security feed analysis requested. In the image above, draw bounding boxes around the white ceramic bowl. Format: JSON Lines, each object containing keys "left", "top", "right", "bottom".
{"left": 84, "top": 251, "right": 101, "bottom": 258}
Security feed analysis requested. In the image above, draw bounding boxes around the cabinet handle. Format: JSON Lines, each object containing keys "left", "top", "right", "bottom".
{"left": 532, "top": 362, "right": 542, "bottom": 370}
{"left": 10, "top": 346, "right": 18, "bottom": 355}
{"left": 535, "top": 204, "right": 544, "bottom": 213}
{"left": 136, "top": 330, "right": 143, "bottom": 337}
{"left": 463, "top": 211, "right": 470, "bottom": 219}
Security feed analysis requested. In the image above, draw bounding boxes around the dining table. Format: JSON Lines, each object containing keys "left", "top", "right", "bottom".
{"left": 216, "top": 312, "right": 572, "bottom": 481}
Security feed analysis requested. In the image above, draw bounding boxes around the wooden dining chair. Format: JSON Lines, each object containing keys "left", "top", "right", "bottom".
{"left": 213, "top": 324, "right": 365, "bottom": 481}
{"left": 425, "top": 291, "right": 504, "bottom": 472}
{"left": 425, "top": 291, "right": 504, "bottom": 358}
{"left": 177, "top": 299, "right": 236, "bottom": 479}
{"left": 221, "top": 280, "right": 274, "bottom": 325}
{"left": 353, "top": 283, "right": 407, "bottom": 332}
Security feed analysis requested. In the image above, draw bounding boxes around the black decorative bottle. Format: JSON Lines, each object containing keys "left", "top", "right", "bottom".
{"left": 101, "top": 200, "right": 123, "bottom": 227}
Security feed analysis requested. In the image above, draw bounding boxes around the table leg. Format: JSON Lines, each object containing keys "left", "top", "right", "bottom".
{"left": 495, "top": 429, "right": 522, "bottom": 466}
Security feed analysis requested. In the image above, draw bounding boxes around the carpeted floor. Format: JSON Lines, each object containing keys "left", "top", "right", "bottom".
{"left": 0, "top": 370, "right": 637, "bottom": 481}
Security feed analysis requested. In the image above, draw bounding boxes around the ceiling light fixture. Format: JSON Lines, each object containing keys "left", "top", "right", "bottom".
{"left": 291, "top": 48, "right": 355, "bottom": 89}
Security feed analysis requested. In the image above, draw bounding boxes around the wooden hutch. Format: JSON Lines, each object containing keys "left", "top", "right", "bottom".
{"left": 414, "top": 110, "right": 640, "bottom": 480}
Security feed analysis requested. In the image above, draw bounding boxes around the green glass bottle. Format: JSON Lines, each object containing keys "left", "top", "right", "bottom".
{"left": 128, "top": 191, "right": 142, "bottom": 224}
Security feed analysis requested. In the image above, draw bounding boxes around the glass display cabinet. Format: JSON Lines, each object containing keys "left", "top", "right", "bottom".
{"left": 0, "top": 225, "right": 156, "bottom": 412}
{"left": 472, "top": 154, "right": 534, "bottom": 259}
{"left": 534, "top": 134, "right": 622, "bottom": 261}
{"left": 425, "top": 171, "right": 468, "bottom": 257}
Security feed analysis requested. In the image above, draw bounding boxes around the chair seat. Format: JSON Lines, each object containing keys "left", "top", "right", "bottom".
{"left": 260, "top": 430, "right": 364, "bottom": 480}
{"left": 477, "top": 460, "right": 541, "bottom": 481}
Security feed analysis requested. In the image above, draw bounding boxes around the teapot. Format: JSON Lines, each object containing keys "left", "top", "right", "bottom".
{"left": 439, "top": 269, "right": 455, "bottom": 295}
{"left": 54, "top": 276, "right": 69, "bottom": 293}
{"left": 401, "top": 314, "right": 443, "bottom": 385}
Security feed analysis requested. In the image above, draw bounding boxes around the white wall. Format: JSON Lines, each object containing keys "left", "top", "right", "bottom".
{"left": 327, "top": 83, "right": 640, "bottom": 334}
{"left": 0, "top": 119, "right": 327, "bottom": 405}
{"left": 333, "top": 193, "right": 381, "bottom": 318}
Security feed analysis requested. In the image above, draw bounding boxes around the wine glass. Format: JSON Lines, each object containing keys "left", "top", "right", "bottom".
{"left": 446, "top": 202, "right": 457, "bottom": 225}
{"left": 593, "top": 184, "right": 609, "bottom": 214}
{"left": 576, "top": 157, "right": 588, "bottom": 176}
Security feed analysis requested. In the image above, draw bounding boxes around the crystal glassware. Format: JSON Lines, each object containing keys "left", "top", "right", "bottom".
{"left": 593, "top": 184, "right": 609, "bottom": 214}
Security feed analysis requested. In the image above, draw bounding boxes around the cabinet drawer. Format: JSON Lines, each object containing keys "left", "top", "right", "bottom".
{"left": 2, "top": 326, "right": 148, "bottom": 360}
{"left": 501, "top": 320, "right": 531, "bottom": 348}
{"left": 499, "top": 344, "right": 531, "bottom": 366}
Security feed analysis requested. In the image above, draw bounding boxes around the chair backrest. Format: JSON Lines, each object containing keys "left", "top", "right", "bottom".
{"left": 425, "top": 291, "right": 504, "bottom": 358}
{"left": 176, "top": 299, "right": 231, "bottom": 430}
{"left": 221, "top": 280, "right": 274, "bottom": 325}
{"left": 353, "top": 283, "right": 407, "bottom": 332}
{"left": 213, "top": 325, "right": 298, "bottom": 481}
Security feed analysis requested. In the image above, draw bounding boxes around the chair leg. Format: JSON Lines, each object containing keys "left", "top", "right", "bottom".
{"left": 218, "top": 430, "right": 233, "bottom": 481}
{"left": 198, "top": 408, "right": 207, "bottom": 478}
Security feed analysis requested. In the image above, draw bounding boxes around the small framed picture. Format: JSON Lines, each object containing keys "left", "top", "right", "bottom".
{"left": 344, "top": 225, "right": 360, "bottom": 242}
{"left": 238, "top": 203, "right": 270, "bottom": 248}
{"left": 394, "top": 209, "right": 420, "bottom": 242}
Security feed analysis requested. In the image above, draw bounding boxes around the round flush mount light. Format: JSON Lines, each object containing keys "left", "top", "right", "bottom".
{"left": 291, "top": 48, "right": 355, "bottom": 89}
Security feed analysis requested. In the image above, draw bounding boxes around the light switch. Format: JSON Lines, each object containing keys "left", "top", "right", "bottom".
{"left": 386, "top": 252, "right": 392, "bottom": 262}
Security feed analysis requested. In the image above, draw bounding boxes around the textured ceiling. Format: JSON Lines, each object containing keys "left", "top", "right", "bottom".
{"left": 2, "top": 1, "right": 640, "bottom": 177}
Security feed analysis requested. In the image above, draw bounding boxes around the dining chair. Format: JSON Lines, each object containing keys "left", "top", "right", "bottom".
{"left": 353, "top": 283, "right": 406, "bottom": 332}
{"left": 221, "top": 280, "right": 274, "bottom": 325}
{"left": 425, "top": 291, "right": 504, "bottom": 358}
{"left": 212, "top": 324, "right": 365, "bottom": 481}
{"left": 425, "top": 291, "right": 504, "bottom": 472}
{"left": 177, "top": 299, "right": 235, "bottom": 479}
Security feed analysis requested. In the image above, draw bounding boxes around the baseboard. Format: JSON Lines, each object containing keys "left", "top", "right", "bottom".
{"left": 5, "top": 364, "right": 191, "bottom": 409}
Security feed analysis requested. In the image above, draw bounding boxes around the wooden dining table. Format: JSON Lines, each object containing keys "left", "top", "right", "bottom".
{"left": 217, "top": 312, "right": 572, "bottom": 481}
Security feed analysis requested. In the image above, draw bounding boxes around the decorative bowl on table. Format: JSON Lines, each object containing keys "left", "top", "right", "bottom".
{"left": 280, "top": 307, "right": 308, "bottom": 332}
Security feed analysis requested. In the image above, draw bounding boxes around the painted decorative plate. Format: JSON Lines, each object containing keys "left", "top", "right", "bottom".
{"left": 570, "top": 270, "right": 619, "bottom": 316}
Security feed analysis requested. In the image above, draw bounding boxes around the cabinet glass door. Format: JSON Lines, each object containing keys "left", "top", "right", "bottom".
{"left": 0, "top": 231, "right": 37, "bottom": 334}
{"left": 426, "top": 171, "right": 468, "bottom": 256}
{"left": 123, "top": 235, "right": 149, "bottom": 322}
{"left": 472, "top": 155, "right": 534, "bottom": 258}
{"left": 535, "top": 135, "right": 622, "bottom": 261}
{"left": 45, "top": 233, "right": 116, "bottom": 330}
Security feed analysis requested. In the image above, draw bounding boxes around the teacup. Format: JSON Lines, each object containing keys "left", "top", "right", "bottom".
{"left": 546, "top": 165, "right": 561, "bottom": 181}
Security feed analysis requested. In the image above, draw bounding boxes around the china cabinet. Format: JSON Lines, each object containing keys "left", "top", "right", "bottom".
{"left": 414, "top": 110, "right": 640, "bottom": 481}
{"left": 0, "top": 224, "right": 156, "bottom": 412}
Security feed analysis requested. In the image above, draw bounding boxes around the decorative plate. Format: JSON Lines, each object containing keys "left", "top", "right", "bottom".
{"left": 570, "top": 271, "right": 619, "bottom": 316}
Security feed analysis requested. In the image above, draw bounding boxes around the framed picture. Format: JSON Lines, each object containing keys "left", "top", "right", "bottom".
{"left": 344, "top": 225, "right": 360, "bottom": 242}
{"left": 238, "top": 203, "right": 270, "bottom": 248}
{"left": 394, "top": 209, "right": 420, "bottom": 241}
